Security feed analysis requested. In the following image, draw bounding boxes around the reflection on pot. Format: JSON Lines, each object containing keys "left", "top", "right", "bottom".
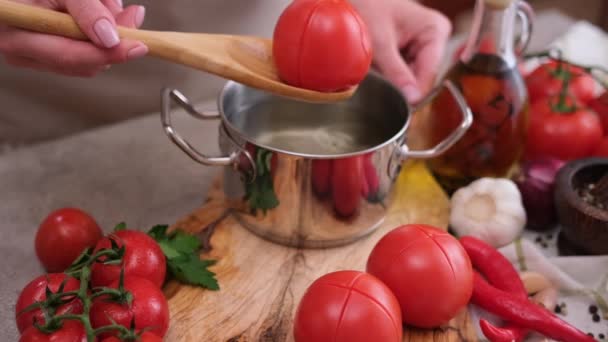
{"left": 160, "top": 71, "right": 472, "bottom": 248}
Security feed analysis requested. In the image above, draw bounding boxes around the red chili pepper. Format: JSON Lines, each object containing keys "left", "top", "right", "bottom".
{"left": 471, "top": 272, "right": 595, "bottom": 342}
{"left": 460, "top": 236, "right": 529, "bottom": 342}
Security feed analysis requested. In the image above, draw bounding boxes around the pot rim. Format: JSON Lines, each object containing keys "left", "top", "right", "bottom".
{"left": 216, "top": 71, "right": 412, "bottom": 159}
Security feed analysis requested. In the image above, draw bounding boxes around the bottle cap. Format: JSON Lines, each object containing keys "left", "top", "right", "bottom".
{"left": 484, "top": 0, "right": 514, "bottom": 9}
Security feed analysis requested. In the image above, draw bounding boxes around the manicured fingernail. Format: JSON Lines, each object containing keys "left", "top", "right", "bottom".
{"left": 134, "top": 6, "right": 146, "bottom": 28}
{"left": 94, "top": 18, "right": 120, "bottom": 48}
{"left": 114, "top": 0, "right": 123, "bottom": 7}
{"left": 402, "top": 84, "right": 422, "bottom": 103}
{"left": 127, "top": 44, "right": 148, "bottom": 60}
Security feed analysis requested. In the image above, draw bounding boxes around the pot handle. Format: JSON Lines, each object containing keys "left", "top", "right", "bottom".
{"left": 515, "top": 1, "right": 534, "bottom": 56}
{"left": 160, "top": 87, "right": 254, "bottom": 170}
{"left": 399, "top": 80, "right": 473, "bottom": 159}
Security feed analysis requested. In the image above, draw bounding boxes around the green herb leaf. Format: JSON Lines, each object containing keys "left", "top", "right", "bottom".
{"left": 114, "top": 222, "right": 127, "bottom": 231}
{"left": 168, "top": 254, "right": 219, "bottom": 291}
{"left": 147, "top": 225, "right": 219, "bottom": 290}
{"left": 147, "top": 225, "right": 169, "bottom": 240}
{"left": 171, "top": 230, "right": 200, "bottom": 254}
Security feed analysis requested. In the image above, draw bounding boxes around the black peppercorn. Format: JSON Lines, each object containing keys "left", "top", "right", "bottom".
{"left": 535, "top": 236, "right": 542, "bottom": 243}
{"left": 599, "top": 333, "right": 604, "bottom": 339}
{"left": 554, "top": 305, "right": 562, "bottom": 314}
{"left": 593, "top": 313, "right": 601, "bottom": 322}
{"left": 589, "top": 333, "right": 595, "bottom": 338}
{"left": 590, "top": 305, "right": 598, "bottom": 314}
{"left": 546, "top": 234, "right": 553, "bottom": 239}
{"left": 541, "top": 243, "right": 548, "bottom": 248}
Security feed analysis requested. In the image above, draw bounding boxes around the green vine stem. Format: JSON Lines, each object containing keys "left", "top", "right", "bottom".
{"left": 20, "top": 240, "right": 134, "bottom": 342}
{"left": 525, "top": 48, "right": 608, "bottom": 90}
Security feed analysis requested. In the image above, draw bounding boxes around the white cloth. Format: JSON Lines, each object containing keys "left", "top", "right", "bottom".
{"left": 470, "top": 22, "right": 608, "bottom": 341}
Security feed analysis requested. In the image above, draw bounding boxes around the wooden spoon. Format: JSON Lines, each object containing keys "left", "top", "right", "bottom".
{"left": 0, "top": 0, "right": 356, "bottom": 103}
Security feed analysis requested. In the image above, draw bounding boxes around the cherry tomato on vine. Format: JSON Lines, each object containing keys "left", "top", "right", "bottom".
{"left": 331, "top": 157, "right": 363, "bottom": 217}
{"left": 19, "top": 319, "right": 87, "bottom": 342}
{"left": 592, "top": 137, "right": 608, "bottom": 157}
{"left": 525, "top": 60, "right": 596, "bottom": 104}
{"left": 90, "top": 276, "right": 170, "bottom": 339}
{"left": 525, "top": 97, "right": 603, "bottom": 161}
{"left": 294, "top": 270, "right": 402, "bottom": 342}
{"left": 366, "top": 224, "right": 473, "bottom": 328}
{"left": 588, "top": 91, "right": 608, "bottom": 134}
{"left": 90, "top": 229, "right": 166, "bottom": 288}
{"left": 101, "top": 331, "right": 163, "bottom": 342}
{"left": 35, "top": 208, "right": 103, "bottom": 272}
{"left": 15, "top": 274, "right": 82, "bottom": 333}
{"left": 273, "top": 0, "right": 372, "bottom": 92}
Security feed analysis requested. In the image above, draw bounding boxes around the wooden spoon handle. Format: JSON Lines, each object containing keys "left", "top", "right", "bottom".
{"left": 0, "top": 0, "right": 87, "bottom": 39}
{"left": 0, "top": 0, "right": 152, "bottom": 43}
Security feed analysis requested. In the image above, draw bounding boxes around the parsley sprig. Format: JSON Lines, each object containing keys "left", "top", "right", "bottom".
{"left": 148, "top": 225, "right": 219, "bottom": 291}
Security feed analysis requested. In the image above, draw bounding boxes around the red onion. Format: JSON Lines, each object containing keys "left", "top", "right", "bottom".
{"left": 514, "top": 158, "right": 566, "bottom": 231}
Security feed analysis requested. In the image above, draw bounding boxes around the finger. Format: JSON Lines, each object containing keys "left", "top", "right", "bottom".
{"left": 101, "top": 0, "right": 123, "bottom": 16}
{"left": 62, "top": 0, "right": 120, "bottom": 48}
{"left": 374, "top": 46, "right": 422, "bottom": 103}
{"left": 4, "top": 55, "right": 50, "bottom": 71}
{"left": 115, "top": 5, "right": 146, "bottom": 29}
{"left": 410, "top": 14, "right": 452, "bottom": 94}
{"left": 0, "top": 28, "right": 148, "bottom": 69}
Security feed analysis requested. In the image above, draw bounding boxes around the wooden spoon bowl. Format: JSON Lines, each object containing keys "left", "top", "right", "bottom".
{"left": 0, "top": 0, "right": 356, "bottom": 103}
{"left": 554, "top": 157, "right": 608, "bottom": 255}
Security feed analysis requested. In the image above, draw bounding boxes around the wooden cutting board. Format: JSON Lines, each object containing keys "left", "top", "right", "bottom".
{"left": 162, "top": 159, "right": 477, "bottom": 342}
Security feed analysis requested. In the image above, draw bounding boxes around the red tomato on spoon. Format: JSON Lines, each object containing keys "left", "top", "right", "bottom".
{"left": 273, "top": 0, "right": 372, "bottom": 92}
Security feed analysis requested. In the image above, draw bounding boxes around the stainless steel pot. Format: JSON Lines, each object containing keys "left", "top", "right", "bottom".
{"left": 161, "top": 72, "right": 472, "bottom": 248}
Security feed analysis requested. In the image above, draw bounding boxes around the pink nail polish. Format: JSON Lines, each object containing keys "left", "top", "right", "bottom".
{"left": 402, "top": 85, "right": 422, "bottom": 104}
{"left": 94, "top": 18, "right": 120, "bottom": 48}
{"left": 127, "top": 44, "right": 149, "bottom": 60}
{"left": 135, "top": 6, "right": 146, "bottom": 28}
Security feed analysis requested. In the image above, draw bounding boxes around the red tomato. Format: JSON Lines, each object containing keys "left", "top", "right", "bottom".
{"left": 35, "top": 208, "right": 103, "bottom": 272}
{"left": 15, "top": 274, "right": 82, "bottom": 333}
{"left": 101, "top": 331, "right": 163, "bottom": 342}
{"left": 361, "top": 153, "right": 379, "bottom": 199}
{"left": 294, "top": 270, "right": 402, "bottom": 342}
{"left": 91, "top": 230, "right": 166, "bottom": 288}
{"left": 366, "top": 224, "right": 473, "bottom": 328}
{"left": 273, "top": 0, "right": 372, "bottom": 92}
{"left": 90, "top": 276, "right": 169, "bottom": 339}
{"left": 331, "top": 157, "right": 363, "bottom": 217}
{"left": 525, "top": 60, "right": 596, "bottom": 104}
{"left": 525, "top": 98, "right": 603, "bottom": 161}
{"left": 592, "top": 137, "right": 608, "bottom": 157}
{"left": 311, "top": 159, "right": 332, "bottom": 197}
{"left": 19, "top": 319, "right": 86, "bottom": 342}
{"left": 588, "top": 91, "right": 608, "bottom": 134}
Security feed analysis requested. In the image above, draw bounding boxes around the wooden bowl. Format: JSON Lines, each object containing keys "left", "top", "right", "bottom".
{"left": 554, "top": 157, "right": 608, "bottom": 255}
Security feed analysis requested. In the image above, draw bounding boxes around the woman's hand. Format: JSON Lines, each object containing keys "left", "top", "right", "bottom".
{"left": 0, "top": 0, "right": 147, "bottom": 77}
{"left": 350, "top": 0, "right": 452, "bottom": 103}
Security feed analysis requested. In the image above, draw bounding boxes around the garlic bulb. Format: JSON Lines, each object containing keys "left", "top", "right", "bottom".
{"left": 450, "top": 177, "right": 526, "bottom": 248}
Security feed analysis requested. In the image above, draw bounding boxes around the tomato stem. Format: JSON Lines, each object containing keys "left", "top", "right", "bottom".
{"left": 525, "top": 48, "right": 608, "bottom": 89}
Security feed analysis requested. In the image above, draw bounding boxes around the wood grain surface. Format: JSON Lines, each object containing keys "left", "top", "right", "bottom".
{"left": 163, "top": 161, "right": 477, "bottom": 342}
